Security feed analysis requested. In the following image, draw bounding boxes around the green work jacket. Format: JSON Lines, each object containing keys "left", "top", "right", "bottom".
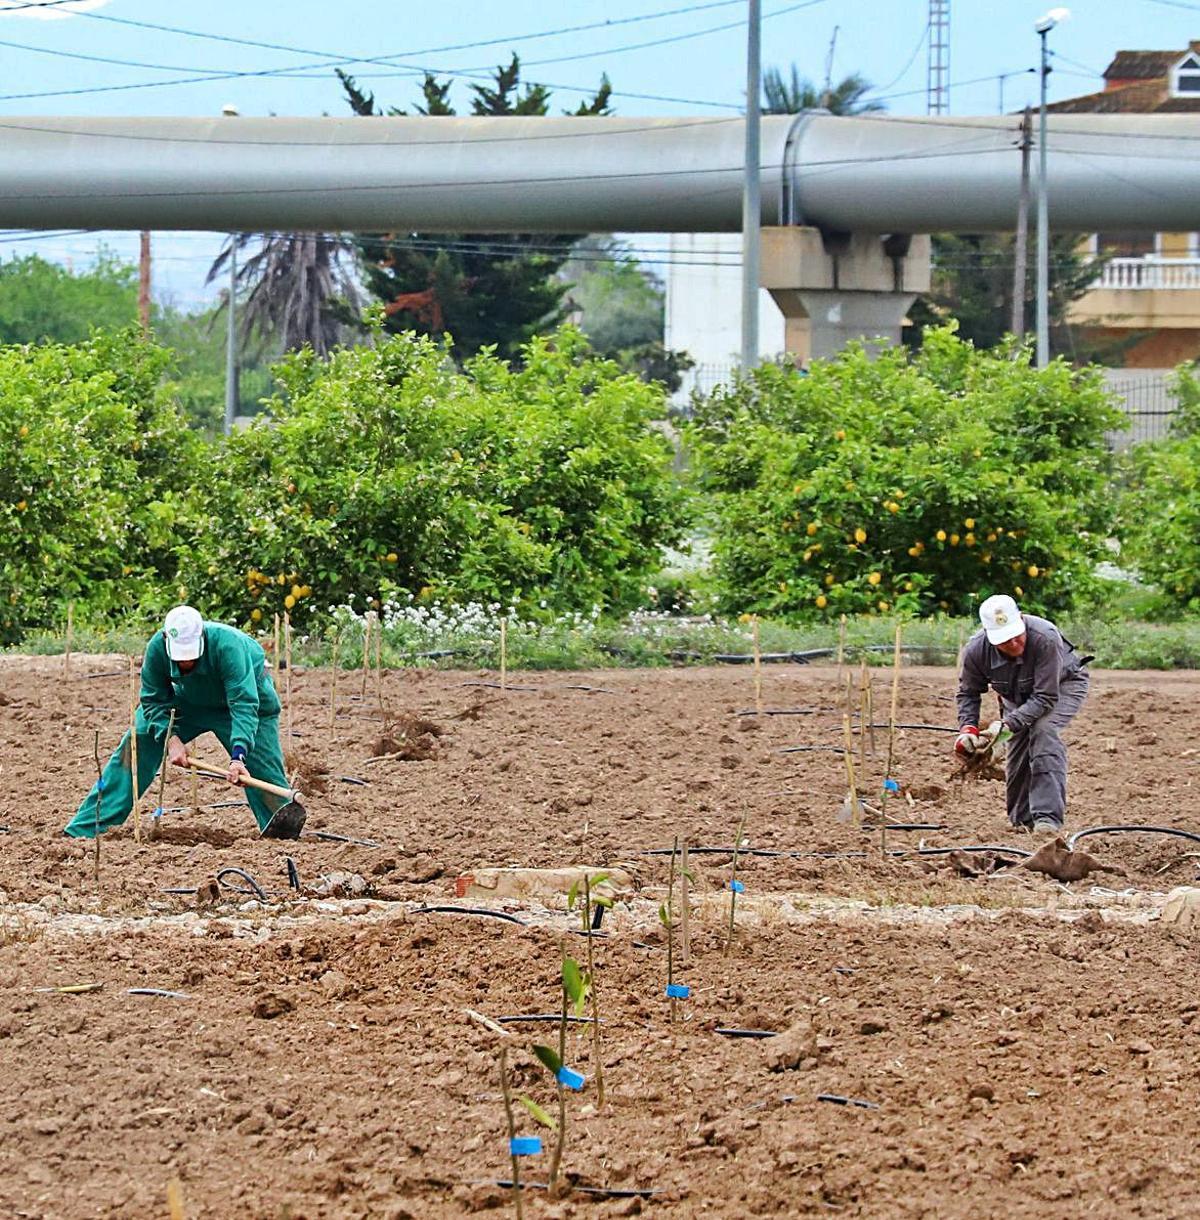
{"left": 140, "top": 622, "right": 281, "bottom": 753}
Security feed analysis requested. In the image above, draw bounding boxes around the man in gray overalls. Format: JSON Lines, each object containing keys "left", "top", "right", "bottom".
{"left": 954, "top": 594, "right": 1091, "bottom": 834}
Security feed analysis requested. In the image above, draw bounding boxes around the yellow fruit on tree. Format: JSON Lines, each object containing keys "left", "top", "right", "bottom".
{"left": 854, "top": 527, "right": 867, "bottom": 544}
{"left": 815, "top": 594, "right": 828, "bottom": 609}
{"left": 284, "top": 594, "right": 296, "bottom": 609}
{"left": 1015, "top": 585, "right": 1024, "bottom": 596}
{"left": 907, "top": 546, "right": 919, "bottom": 558}
{"left": 903, "top": 581, "right": 914, "bottom": 591}
{"left": 300, "top": 585, "right": 312, "bottom": 597}
{"left": 878, "top": 600, "right": 889, "bottom": 612}
{"left": 251, "top": 608, "right": 262, "bottom": 622}
{"left": 949, "top": 534, "right": 960, "bottom": 546}
{"left": 986, "top": 532, "right": 997, "bottom": 542}
{"left": 806, "top": 522, "right": 818, "bottom": 536}
{"left": 965, "top": 532, "right": 976, "bottom": 546}
{"left": 386, "top": 552, "right": 398, "bottom": 563}
{"left": 825, "top": 573, "right": 836, "bottom": 586}
{"left": 964, "top": 517, "right": 975, "bottom": 530}
{"left": 936, "top": 529, "right": 947, "bottom": 542}
{"left": 291, "top": 584, "right": 302, "bottom": 599}
{"left": 868, "top": 571, "right": 882, "bottom": 586}
{"left": 18, "top": 425, "right": 28, "bottom": 437}
{"left": 1027, "top": 565, "right": 1040, "bottom": 578}
{"left": 834, "top": 429, "right": 846, "bottom": 441}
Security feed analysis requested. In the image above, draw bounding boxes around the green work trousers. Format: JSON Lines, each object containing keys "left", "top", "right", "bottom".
{"left": 64, "top": 708, "right": 288, "bottom": 838}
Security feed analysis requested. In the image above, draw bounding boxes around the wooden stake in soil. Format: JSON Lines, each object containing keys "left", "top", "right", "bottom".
{"left": 680, "top": 838, "right": 691, "bottom": 968}
{"left": 374, "top": 610, "right": 384, "bottom": 713}
{"left": 360, "top": 612, "right": 371, "bottom": 701}
{"left": 725, "top": 810, "right": 748, "bottom": 958}
{"left": 166, "top": 1177, "right": 186, "bottom": 1220}
{"left": 152, "top": 708, "right": 177, "bottom": 841}
{"left": 842, "top": 711, "right": 860, "bottom": 827}
{"left": 582, "top": 875, "right": 606, "bottom": 1108}
{"left": 837, "top": 613, "right": 847, "bottom": 678}
{"left": 665, "top": 835, "right": 679, "bottom": 1022}
{"left": 329, "top": 631, "right": 340, "bottom": 734}
{"left": 284, "top": 611, "right": 293, "bottom": 744}
{"left": 499, "top": 617, "right": 507, "bottom": 691}
{"left": 273, "top": 612, "right": 281, "bottom": 671}
{"left": 858, "top": 660, "right": 869, "bottom": 774}
{"left": 752, "top": 615, "right": 763, "bottom": 715}
{"left": 880, "top": 623, "right": 903, "bottom": 856}
{"left": 63, "top": 601, "right": 73, "bottom": 680}
{"left": 92, "top": 730, "right": 103, "bottom": 885}
{"left": 128, "top": 655, "right": 142, "bottom": 843}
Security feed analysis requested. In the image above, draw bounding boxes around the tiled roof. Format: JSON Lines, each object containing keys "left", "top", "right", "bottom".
{"left": 1103, "top": 50, "right": 1186, "bottom": 80}
{"left": 1047, "top": 80, "right": 1200, "bottom": 113}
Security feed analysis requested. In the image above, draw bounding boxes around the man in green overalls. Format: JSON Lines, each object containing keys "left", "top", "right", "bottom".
{"left": 65, "top": 605, "right": 299, "bottom": 839}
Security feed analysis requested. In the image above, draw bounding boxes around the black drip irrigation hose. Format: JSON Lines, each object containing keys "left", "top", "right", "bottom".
{"left": 642, "top": 844, "right": 1032, "bottom": 861}
{"left": 715, "top": 1028, "right": 778, "bottom": 1039}
{"left": 216, "top": 868, "right": 268, "bottom": 901}
{"left": 309, "top": 831, "right": 380, "bottom": 847}
{"left": 411, "top": 905, "right": 527, "bottom": 926}
{"left": 496, "top": 1014, "right": 597, "bottom": 1025}
{"left": 485, "top": 1181, "right": 662, "bottom": 1200}
{"left": 1066, "top": 825, "right": 1200, "bottom": 851}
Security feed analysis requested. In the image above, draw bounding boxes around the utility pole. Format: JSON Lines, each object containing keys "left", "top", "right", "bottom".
{"left": 740, "top": 0, "right": 761, "bottom": 370}
{"left": 222, "top": 103, "right": 240, "bottom": 435}
{"left": 223, "top": 240, "right": 238, "bottom": 436}
{"left": 137, "top": 230, "right": 151, "bottom": 333}
{"left": 1011, "top": 106, "right": 1032, "bottom": 339}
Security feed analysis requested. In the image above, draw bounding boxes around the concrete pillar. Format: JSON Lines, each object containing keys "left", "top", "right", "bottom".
{"left": 760, "top": 227, "right": 931, "bottom": 363}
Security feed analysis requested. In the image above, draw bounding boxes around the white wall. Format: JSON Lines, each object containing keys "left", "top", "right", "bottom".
{"left": 664, "top": 232, "right": 785, "bottom": 402}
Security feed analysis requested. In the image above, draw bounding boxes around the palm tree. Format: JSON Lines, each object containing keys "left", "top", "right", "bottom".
{"left": 207, "top": 232, "right": 362, "bottom": 358}
{"left": 762, "top": 66, "right": 886, "bottom": 115}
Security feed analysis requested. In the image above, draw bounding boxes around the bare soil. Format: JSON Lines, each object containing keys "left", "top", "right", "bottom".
{"left": 2, "top": 657, "right": 1200, "bottom": 1219}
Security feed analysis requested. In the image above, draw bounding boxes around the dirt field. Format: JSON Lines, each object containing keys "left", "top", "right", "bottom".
{"left": 2, "top": 656, "right": 1200, "bottom": 1219}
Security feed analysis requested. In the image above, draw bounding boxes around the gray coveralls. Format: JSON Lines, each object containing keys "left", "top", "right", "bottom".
{"left": 956, "top": 615, "right": 1090, "bottom": 830}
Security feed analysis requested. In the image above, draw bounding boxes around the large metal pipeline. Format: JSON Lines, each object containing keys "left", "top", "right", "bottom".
{"left": 0, "top": 111, "right": 1194, "bottom": 233}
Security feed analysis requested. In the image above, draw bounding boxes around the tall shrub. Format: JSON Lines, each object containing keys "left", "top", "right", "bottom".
{"left": 686, "top": 326, "right": 1121, "bottom": 619}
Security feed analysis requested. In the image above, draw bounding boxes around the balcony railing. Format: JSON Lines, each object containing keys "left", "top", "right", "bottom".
{"left": 1095, "top": 256, "right": 1200, "bottom": 290}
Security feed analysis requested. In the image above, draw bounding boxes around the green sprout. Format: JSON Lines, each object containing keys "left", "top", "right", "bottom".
{"left": 567, "top": 872, "right": 611, "bottom": 1107}
{"left": 534, "top": 953, "right": 588, "bottom": 1194}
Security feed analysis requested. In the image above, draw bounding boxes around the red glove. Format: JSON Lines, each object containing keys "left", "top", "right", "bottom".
{"left": 954, "top": 725, "right": 980, "bottom": 756}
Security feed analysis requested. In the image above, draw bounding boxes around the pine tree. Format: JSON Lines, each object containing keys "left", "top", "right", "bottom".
{"left": 340, "top": 58, "right": 612, "bottom": 362}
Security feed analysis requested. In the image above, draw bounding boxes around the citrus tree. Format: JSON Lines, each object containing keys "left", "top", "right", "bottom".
{"left": 176, "top": 324, "right": 685, "bottom": 627}
{"left": 687, "top": 326, "right": 1122, "bottom": 620}
{"left": 0, "top": 329, "right": 198, "bottom": 642}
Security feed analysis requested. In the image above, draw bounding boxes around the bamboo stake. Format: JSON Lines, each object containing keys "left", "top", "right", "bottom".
{"left": 858, "top": 660, "right": 868, "bottom": 776}
{"left": 464, "top": 1010, "right": 523, "bottom": 1220}
{"left": 151, "top": 708, "right": 176, "bottom": 841}
{"left": 666, "top": 835, "right": 678, "bottom": 1022}
{"left": 190, "top": 768, "right": 199, "bottom": 816}
{"left": 842, "top": 712, "right": 860, "bottom": 827}
{"left": 360, "top": 612, "right": 371, "bottom": 701}
{"left": 752, "top": 615, "right": 763, "bottom": 715}
{"left": 374, "top": 610, "right": 384, "bottom": 712}
{"left": 284, "top": 612, "right": 293, "bottom": 744}
{"left": 680, "top": 838, "right": 691, "bottom": 969}
{"left": 63, "top": 601, "right": 73, "bottom": 680}
{"left": 166, "top": 1177, "right": 185, "bottom": 1220}
{"left": 499, "top": 618, "right": 507, "bottom": 691}
{"left": 837, "top": 613, "right": 847, "bottom": 678}
{"left": 866, "top": 665, "right": 876, "bottom": 757}
{"left": 724, "top": 811, "right": 748, "bottom": 958}
{"left": 128, "top": 655, "right": 141, "bottom": 843}
{"left": 273, "top": 612, "right": 281, "bottom": 671}
{"left": 92, "top": 730, "right": 102, "bottom": 885}
{"left": 329, "top": 631, "right": 340, "bottom": 734}
{"left": 880, "top": 623, "right": 903, "bottom": 857}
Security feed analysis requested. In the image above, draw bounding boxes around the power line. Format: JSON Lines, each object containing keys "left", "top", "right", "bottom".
{"left": 871, "top": 20, "right": 929, "bottom": 95}
{"left": 0, "top": 0, "right": 88, "bottom": 12}
{"left": 0, "top": 0, "right": 823, "bottom": 105}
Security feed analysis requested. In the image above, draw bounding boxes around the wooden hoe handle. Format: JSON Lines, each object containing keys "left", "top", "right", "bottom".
{"left": 183, "top": 755, "right": 301, "bottom": 802}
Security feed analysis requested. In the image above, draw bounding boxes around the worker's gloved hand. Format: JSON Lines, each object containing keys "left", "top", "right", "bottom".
{"left": 978, "top": 719, "right": 1011, "bottom": 749}
{"left": 954, "top": 726, "right": 980, "bottom": 756}
{"left": 166, "top": 734, "right": 189, "bottom": 768}
{"left": 228, "top": 759, "right": 251, "bottom": 786}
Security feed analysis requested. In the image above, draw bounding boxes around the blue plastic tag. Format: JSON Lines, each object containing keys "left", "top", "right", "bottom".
{"left": 151, "top": 806, "right": 164, "bottom": 820}
{"left": 510, "top": 1136, "right": 542, "bottom": 1156}
{"left": 883, "top": 778, "right": 900, "bottom": 793}
{"left": 665, "top": 983, "right": 691, "bottom": 999}
{"left": 557, "top": 1066, "right": 585, "bottom": 1091}
{"left": 729, "top": 879, "right": 745, "bottom": 893}
{"left": 96, "top": 778, "right": 105, "bottom": 794}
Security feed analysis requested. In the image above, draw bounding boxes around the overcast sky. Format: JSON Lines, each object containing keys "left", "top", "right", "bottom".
{"left": 0, "top": 0, "right": 1196, "bottom": 309}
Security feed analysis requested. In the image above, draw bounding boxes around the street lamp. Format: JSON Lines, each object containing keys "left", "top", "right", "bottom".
{"left": 1035, "top": 7, "right": 1069, "bottom": 368}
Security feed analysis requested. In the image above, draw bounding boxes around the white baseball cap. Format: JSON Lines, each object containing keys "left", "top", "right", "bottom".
{"left": 979, "top": 594, "right": 1025, "bottom": 645}
{"left": 164, "top": 605, "right": 205, "bottom": 661}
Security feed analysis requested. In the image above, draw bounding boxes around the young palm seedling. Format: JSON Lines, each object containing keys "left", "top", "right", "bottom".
{"left": 661, "top": 836, "right": 690, "bottom": 1020}
{"left": 535, "top": 953, "right": 589, "bottom": 1194}
{"left": 725, "top": 811, "right": 749, "bottom": 958}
